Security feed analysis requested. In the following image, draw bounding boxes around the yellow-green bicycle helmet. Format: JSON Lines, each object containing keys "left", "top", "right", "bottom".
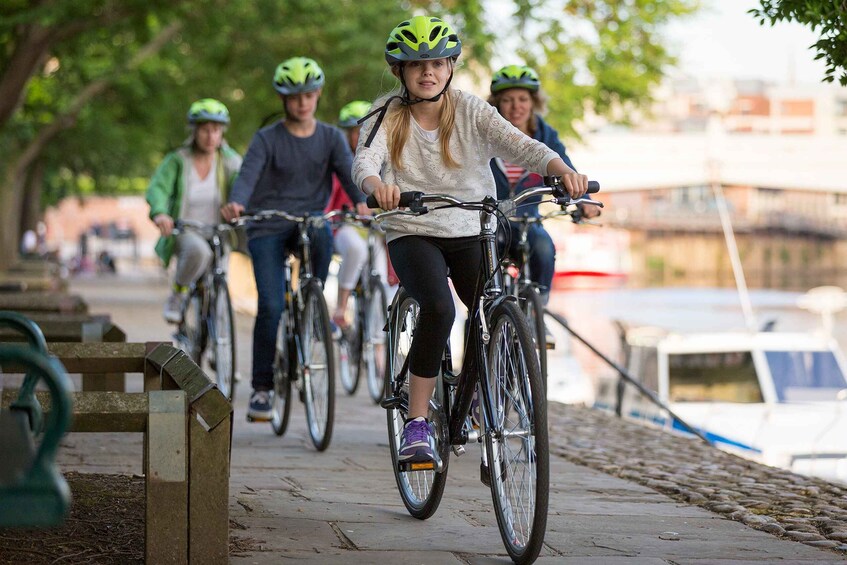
{"left": 273, "top": 57, "right": 325, "bottom": 95}
{"left": 490, "top": 65, "right": 541, "bottom": 94}
{"left": 384, "top": 16, "right": 462, "bottom": 66}
{"left": 338, "top": 101, "right": 372, "bottom": 128}
{"left": 187, "top": 98, "right": 230, "bottom": 125}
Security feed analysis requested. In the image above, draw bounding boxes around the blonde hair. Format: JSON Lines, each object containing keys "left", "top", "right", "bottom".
{"left": 384, "top": 72, "right": 460, "bottom": 170}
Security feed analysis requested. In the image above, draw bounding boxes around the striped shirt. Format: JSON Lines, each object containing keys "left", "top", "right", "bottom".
{"left": 503, "top": 161, "right": 526, "bottom": 187}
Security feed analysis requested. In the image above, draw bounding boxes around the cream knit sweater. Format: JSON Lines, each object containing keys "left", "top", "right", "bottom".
{"left": 352, "top": 90, "right": 559, "bottom": 242}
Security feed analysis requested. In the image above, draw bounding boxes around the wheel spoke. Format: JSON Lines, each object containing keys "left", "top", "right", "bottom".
{"left": 485, "top": 303, "right": 547, "bottom": 559}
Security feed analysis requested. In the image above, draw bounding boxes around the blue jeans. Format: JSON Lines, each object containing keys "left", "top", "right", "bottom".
{"left": 504, "top": 221, "right": 556, "bottom": 301}
{"left": 247, "top": 221, "right": 333, "bottom": 391}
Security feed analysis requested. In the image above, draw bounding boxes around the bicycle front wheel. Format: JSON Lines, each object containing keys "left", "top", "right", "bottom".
{"left": 519, "top": 286, "right": 547, "bottom": 387}
{"left": 178, "top": 287, "right": 205, "bottom": 364}
{"left": 385, "top": 289, "right": 448, "bottom": 520}
{"left": 300, "top": 281, "right": 335, "bottom": 451}
{"left": 271, "top": 317, "right": 292, "bottom": 436}
{"left": 338, "top": 291, "right": 360, "bottom": 395}
{"left": 210, "top": 278, "right": 236, "bottom": 401}
{"left": 483, "top": 301, "right": 549, "bottom": 565}
{"left": 361, "top": 276, "right": 388, "bottom": 404}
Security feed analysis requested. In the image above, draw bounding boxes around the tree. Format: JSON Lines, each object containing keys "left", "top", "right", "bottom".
{"left": 509, "top": 0, "right": 700, "bottom": 137}
{"left": 751, "top": 0, "right": 847, "bottom": 86}
{"left": 0, "top": 0, "right": 700, "bottom": 265}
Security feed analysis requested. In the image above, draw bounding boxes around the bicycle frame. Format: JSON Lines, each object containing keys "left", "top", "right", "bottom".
{"left": 173, "top": 221, "right": 233, "bottom": 348}
{"left": 238, "top": 210, "right": 330, "bottom": 383}
{"left": 382, "top": 184, "right": 601, "bottom": 453}
{"left": 502, "top": 209, "right": 580, "bottom": 298}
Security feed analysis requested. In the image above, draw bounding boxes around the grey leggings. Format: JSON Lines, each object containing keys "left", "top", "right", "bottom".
{"left": 173, "top": 231, "right": 213, "bottom": 287}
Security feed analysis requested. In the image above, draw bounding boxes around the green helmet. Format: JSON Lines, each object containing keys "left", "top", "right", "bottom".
{"left": 338, "top": 100, "right": 372, "bottom": 128}
{"left": 385, "top": 16, "right": 462, "bottom": 66}
{"left": 187, "top": 98, "right": 230, "bottom": 125}
{"left": 490, "top": 65, "right": 541, "bottom": 94}
{"left": 273, "top": 57, "right": 325, "bottom": 95}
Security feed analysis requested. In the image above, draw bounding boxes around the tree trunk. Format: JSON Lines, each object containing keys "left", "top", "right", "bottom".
{"left": 0, "top": 24, "right": 55, "bottom": 130}
{"left": 0, "top": 20, "right": 183, "bottom": 269}
{"left": 0, "top": 170, "right": 28, "bottom": 268}
{"left": 20, "top": 159, "right": 45, "bottom": 236}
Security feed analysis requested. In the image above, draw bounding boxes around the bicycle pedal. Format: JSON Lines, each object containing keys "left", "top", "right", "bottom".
{"left": 380, "top": 396, "right": 402, "bottom": 409}
{"left": 545, "top": 341, "right": 556, "bottom": 350}
{"left": 246, "top": 414, "right": 273, "bottom": 423}
{"left": 398, "top": 460, "right": 436, "bottom": 472}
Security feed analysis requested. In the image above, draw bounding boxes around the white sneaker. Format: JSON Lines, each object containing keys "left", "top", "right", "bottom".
{"left": 163, "top": 292, "right": 186, "bottom": 324}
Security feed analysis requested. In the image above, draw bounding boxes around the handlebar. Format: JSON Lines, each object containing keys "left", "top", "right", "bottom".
{"left": 365, "top": 177, "right": 600, "bottom": 210}
{"left": 366, "top": 178, "right": 601, "bottom": 221}
{"left": 231, "top": 209, "right": 338, "bottom": 227}
{"left": 172, "top": 219, "right": 237, "bottom": 236}
{"left": 323, "top": 208, "right": 377, "bottom": 225}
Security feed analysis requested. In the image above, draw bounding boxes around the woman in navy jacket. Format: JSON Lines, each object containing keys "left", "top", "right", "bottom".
{"left": 488, "top": 65, "right": 598, "bottom": 314}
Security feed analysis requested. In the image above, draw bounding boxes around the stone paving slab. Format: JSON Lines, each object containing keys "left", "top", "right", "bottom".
{"left": 57, "top": 274, "right": 847, "bottom": 564}
{"left": 232, "top": 550, "right": 465, "bottom": 564}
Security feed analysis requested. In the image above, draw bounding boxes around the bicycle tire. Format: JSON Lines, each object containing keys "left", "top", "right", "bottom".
{"left": 179, "top": 287, "right": 205, "bottom": 365}
{"left": 519, "top": 286, "right": 547, "bottom": 387}
{"left": 482, "top": 300, "right": 549, "bottom": 564}
{"left": 361, "top": 275, "right": 388, "bottom": 404}
{"left": 385, "top": 289, "right": 449, "bottom": 519}
{"left": 271, "top": 317, "right": 292, "bottom": 436}
{"left": 300, "top": 281, "right": 335, "bottom": 451}
{"left": 338, "top": 291, "right": 360, "bottom": 395}
{"left": 211, "top": 278, "right": 236, "bottom": 401}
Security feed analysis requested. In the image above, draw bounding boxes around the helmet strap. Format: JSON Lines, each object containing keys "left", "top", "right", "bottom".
{"left": 359, "top": 66, "right": 454, "bottom": 148}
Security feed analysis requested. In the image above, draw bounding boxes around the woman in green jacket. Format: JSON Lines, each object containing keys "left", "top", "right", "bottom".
{"left": 146, "top": 98, "right": 243, "bottom": 323}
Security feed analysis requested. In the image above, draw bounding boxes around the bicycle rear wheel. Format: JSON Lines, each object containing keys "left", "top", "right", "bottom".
{"left": 300, "top": 281, "right": 335, "bottom": 451}
{"left": 519, "top": 286, "right": 547, "bottom": 387}
{"left": 361, "top": 276, "right": 388, "bottom": 403}
{"left": 385, "top": 289, "right": 448, "bottom": 520}
{"left": 482, "top": 301, "right": 549, "bottom": 564}
{"left": 210, "top": 278, "right": 236, "bottom": 401}
{"left": 271, "top": 317, "right": 292, "bottom": 436}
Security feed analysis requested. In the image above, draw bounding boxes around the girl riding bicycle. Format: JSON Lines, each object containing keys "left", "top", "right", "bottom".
{"left": 221, "top": 57, "right": 367, "bottom": 422}
{"left": 326, "top": 100, "right": 380, "bottom": 330}
{"left": 352, "top": 15, "right": 589, "bottom": 464}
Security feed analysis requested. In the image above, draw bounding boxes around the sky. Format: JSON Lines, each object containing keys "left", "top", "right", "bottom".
{"left": 665, "top": 0, "right": 829, "bottom": 85}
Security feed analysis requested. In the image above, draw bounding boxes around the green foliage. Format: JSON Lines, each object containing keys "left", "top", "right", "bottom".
{"left": 751, "top": 0, "right": 847, "bottom": 85}
{"left": 514, "top": 0, "right": 699, "bottom": 138}
{"left": 1, "top": 0, "right": 700, "bottom": 210}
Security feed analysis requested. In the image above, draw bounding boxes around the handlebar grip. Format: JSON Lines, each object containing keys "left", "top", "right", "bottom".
{"left": 366, "top": 191, "right": 423, "bottom": 209}
{"left": 544, "top": 176, "right": 601, "bottom": 194}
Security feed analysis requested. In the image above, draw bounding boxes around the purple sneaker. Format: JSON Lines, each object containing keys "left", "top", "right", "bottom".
{"left": 398, "top": 417, "right": 435, "bottom": 462}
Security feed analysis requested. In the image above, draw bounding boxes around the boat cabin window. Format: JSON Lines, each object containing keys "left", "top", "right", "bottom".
{"left": 668, "top": 351, "right": 763, "bottom": 403}
{"left": 765, "top": 350, "right": 847, "bottom": 402}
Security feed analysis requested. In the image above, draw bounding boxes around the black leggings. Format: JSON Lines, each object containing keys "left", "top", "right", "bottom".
{"left": 388, "top": 235, "right": 482, "bottom": 378}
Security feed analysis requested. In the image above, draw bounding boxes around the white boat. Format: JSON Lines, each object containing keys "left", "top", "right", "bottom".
{"left": 595, "top": 321, "right": 847, "bottom": 483}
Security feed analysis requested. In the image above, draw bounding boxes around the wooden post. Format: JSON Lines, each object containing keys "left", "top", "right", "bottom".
{"left": 146, "top": 390, "right": 188, "bottom": 565}
{"left": 188, "top": 410, "right": 231, "bottom": 563}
